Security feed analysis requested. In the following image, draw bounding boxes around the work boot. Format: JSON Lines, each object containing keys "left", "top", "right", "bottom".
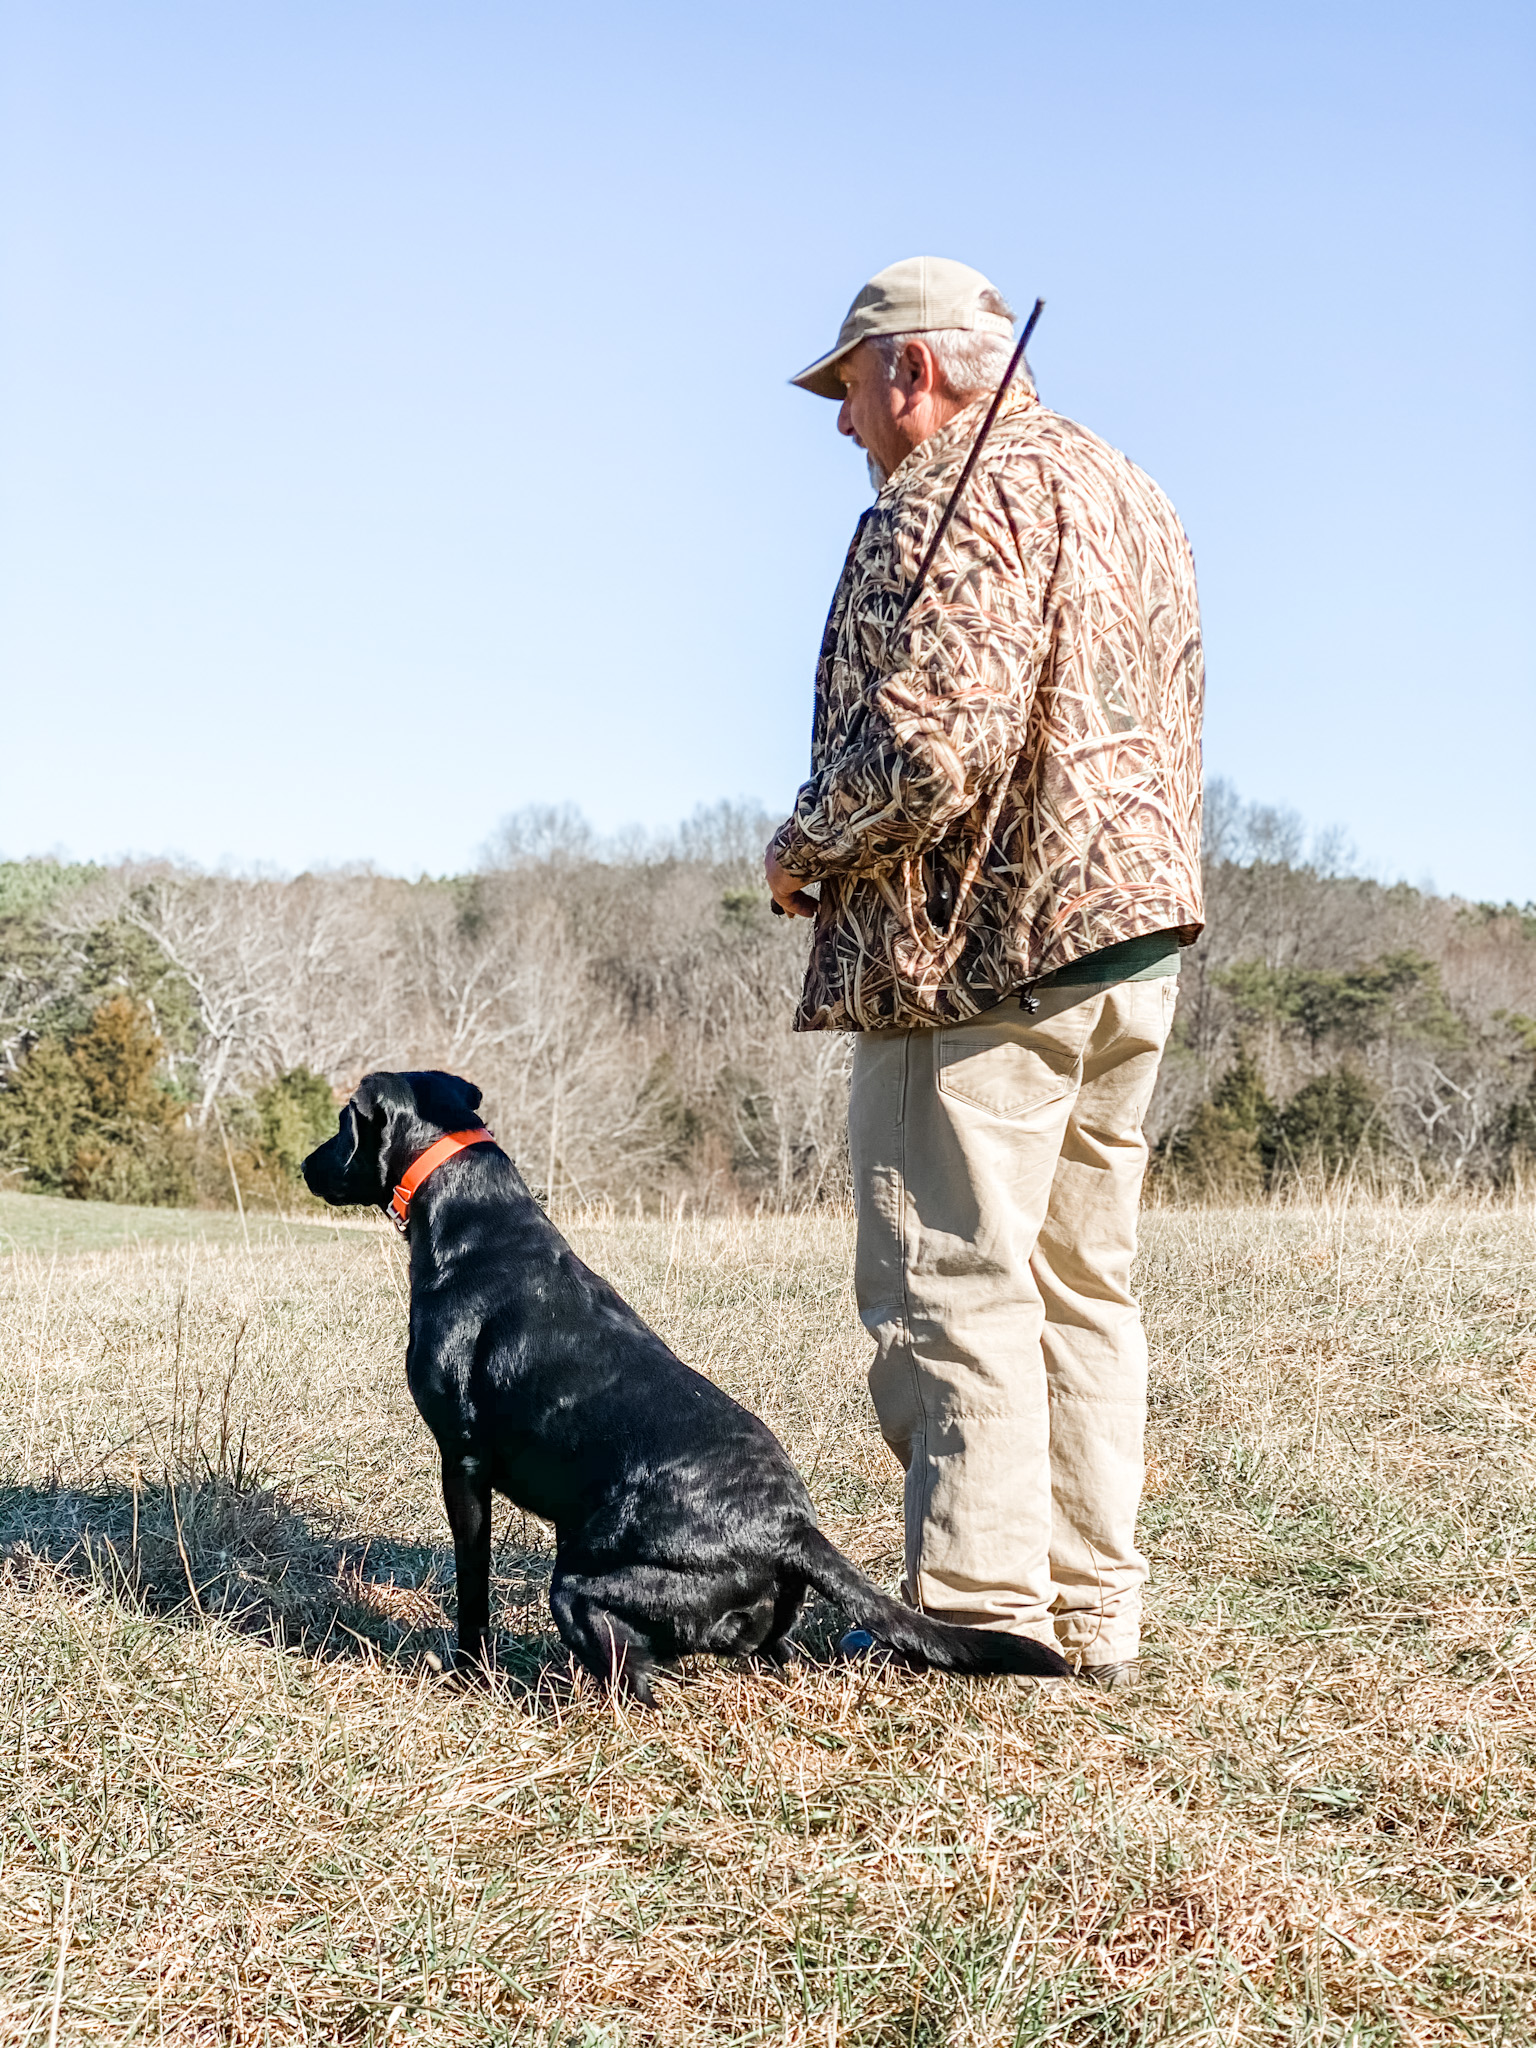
{"left": 1077, "top": 1659, "right": 1140, "bottom": 1692}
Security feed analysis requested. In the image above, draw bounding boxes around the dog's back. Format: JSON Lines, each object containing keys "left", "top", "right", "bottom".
{"left": 403, "top": 1149, "right": 816, "bottom": 1536}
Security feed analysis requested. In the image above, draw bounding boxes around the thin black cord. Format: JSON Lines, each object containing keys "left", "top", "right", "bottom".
{"left": 893, "top": 295, "right": 1045, "bottom": 631}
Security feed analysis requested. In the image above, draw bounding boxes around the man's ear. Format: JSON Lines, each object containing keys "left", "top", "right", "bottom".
{"left": 900, "top": 337, "right": 939, "bottom": 397}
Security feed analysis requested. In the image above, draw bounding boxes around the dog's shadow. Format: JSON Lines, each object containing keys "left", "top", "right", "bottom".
{"left": 0, "top": 1471, "right": 591, "bottom": 1709}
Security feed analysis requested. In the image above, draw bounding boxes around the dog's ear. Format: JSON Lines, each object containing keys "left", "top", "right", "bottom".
{"left": 351, "top": 1072, "right": 415, "bottom": 1126}
{"left": 346, "top": 1072, "right": 417, "bottom": 1195}
{"left": 401, "top": 1071, "right": 483, "bottom": 1129}
{"left": 446, "top": 1075, "right": 483, "bottom": 1120}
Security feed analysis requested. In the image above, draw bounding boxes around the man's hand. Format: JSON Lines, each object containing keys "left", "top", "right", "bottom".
{"left": 765, "top": 844, "right": 819, "bottom": 919}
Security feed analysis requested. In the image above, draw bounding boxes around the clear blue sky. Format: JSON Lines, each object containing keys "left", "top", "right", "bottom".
{"left": 3, "top": 1, "right": 1532, "bottom": 899}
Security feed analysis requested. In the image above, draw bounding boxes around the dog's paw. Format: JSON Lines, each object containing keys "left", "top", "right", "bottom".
{"left": 453, "top": 1649, "right": 495, "bottom": 1690}
{"left": 422, "top": 1645, "right": 491, "bottom": 1691}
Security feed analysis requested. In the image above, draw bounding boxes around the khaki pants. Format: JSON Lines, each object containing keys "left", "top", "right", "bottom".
{"left": 849, "top": 976, "right": 1177, "bottom": 1666}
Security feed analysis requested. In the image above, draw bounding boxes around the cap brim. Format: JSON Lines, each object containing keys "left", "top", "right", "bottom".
{"left": 788, "top": 345, "right": 853, "bottom": 400}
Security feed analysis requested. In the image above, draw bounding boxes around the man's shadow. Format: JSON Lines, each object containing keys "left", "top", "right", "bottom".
{"left": 0, "top": 1470, "right": 581, "bottom": 1709}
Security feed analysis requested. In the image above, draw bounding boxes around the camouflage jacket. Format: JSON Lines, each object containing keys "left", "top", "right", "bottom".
{"left": 771, "top": 384, "right": 1204, "bottom": 1032}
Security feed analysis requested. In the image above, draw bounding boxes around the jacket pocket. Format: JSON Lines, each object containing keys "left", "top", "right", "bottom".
{"left": 937, "top": 1018, "right": 1083, "bottom": 1121}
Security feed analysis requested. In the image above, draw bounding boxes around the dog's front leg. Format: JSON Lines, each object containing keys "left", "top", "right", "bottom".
{"left": 441, "top": 1453, "right": 493, "bottom": 1673}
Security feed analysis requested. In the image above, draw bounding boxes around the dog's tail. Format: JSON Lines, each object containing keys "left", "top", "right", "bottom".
{"left": 786, "top": 1525, "right": 1072, "bottom": 1680}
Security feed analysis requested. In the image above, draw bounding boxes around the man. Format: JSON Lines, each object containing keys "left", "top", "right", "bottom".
{"left": 766, "top": 256, "right": 1203, "bottom": 1689}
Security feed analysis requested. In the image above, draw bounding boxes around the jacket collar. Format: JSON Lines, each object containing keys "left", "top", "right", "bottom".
{"left": 881, "top": 380, "right": 1039, "bottom": 501}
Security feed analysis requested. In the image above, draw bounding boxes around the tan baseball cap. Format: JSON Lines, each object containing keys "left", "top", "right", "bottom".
{"left": 790, "top": 255, "right": 1013, "bottom": 399}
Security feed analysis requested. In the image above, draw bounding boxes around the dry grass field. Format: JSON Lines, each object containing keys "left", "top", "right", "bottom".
{"left": 0, "top": 1193, "right": 1532, "bottom": 2045}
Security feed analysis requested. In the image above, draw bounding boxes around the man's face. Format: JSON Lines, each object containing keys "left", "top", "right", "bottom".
{"left": 835, "top": 341, "right": 909, "bottom": 484}
{"left": 835, "top": 337, "right": 963, "bottom": 488}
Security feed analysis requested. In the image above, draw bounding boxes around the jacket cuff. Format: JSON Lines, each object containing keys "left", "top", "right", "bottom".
{"left": 769, "top": 816, "right": 827, "bottom": 884}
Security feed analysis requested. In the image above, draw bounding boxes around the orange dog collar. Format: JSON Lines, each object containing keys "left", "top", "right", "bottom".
{"left": 388, "top": 1127, "right": 497, "bottom": 1232}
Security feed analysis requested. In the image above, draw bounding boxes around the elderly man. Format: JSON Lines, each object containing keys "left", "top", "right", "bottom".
{"left": 766, "top": 256, "right": 1204, "bottom": 1689}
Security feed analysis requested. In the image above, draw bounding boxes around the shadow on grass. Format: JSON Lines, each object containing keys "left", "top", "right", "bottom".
{"left": 0, "top": 1471, "right": 590, "bottom": 1708}
{"left": 1, "top": 1472, "right": 864, "bottom": 1713}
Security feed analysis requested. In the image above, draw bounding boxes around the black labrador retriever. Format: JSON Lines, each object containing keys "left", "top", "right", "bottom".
{"left": 303, "top": 1070, "right": 1072, "bottom": 1703}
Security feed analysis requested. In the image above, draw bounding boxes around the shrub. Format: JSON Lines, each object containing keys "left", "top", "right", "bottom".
{"left": 1163, "top": 1052, "right": 1390, "bottom": 1194}
{"left": 1163, "top": 1048, "right": 1274, "bottom": 1197}
{"left": 0, "top": 1037, "right": 90, "bottom": 1188}
{"left": 1505, "top": 1081, "right": 1536, "bottom": 1175}
{"left": 1164, "top": 1101, "right": 1265, "bottom": 1196}
{"left": 1270, "top": 1066, "right": 1383, "bottom": 1176}
{"left": 0, "top": 995, "right": 193, "bottom": 1204}
{"left": 210, "top": 1067, "right": 341, "bottom": 1210}
{"left": 253, "top": 1068, "right": 339, "bottom": 1178}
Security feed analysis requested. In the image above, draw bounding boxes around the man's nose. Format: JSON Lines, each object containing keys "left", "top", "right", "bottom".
{"left": 837, "top": 395, "right": 857, "bottom": 440}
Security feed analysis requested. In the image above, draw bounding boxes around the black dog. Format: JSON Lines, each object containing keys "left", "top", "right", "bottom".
{"left": 303, "top": 1070, "right": 1072, "bottom": 1703}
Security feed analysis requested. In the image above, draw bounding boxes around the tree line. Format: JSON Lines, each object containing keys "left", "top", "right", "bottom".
{"left": 1, "top": 787, "right": 1533, "bottom": 1210}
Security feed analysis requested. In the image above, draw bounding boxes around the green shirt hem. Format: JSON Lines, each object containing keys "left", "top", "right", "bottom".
{"left": 1035, "top": 929, "right": 1184, "bottom": 988}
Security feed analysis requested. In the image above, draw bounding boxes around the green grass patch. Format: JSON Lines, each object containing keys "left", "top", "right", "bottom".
{"left": 0, "top": 1185, "right": 347, "bottom": 1256}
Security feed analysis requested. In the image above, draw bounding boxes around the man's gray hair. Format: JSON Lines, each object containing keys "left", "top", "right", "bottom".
{"left": 868, "top": 288, "right": 1029, "bottom": 400}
